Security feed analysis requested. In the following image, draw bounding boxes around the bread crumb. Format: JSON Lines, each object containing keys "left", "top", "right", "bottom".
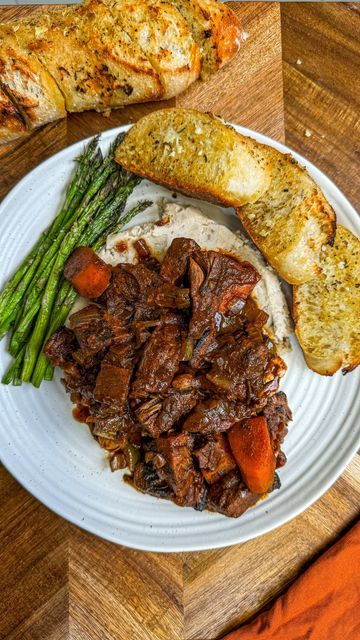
{"left": 241, "top": 31, "right": 249, "bottom": 42}
{"left": 296, "top": 58, "right": 302, "bottom": 65}
{"left": 304, "top": 129, "right": 312, "bottom": 138}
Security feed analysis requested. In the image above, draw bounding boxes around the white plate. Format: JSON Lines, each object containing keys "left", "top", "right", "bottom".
{"left": 0, "top": 124, "right": 359, "bottom": 552}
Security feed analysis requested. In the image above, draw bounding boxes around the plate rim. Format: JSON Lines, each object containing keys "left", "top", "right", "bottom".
{"left": 0, "top": 121, "right": 359, "bottom": 552}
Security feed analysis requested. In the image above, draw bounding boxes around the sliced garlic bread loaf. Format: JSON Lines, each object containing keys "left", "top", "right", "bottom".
{"left": 0, "top": 86, "right": 27, "bottom": 143}
{"left": 13, "top": 7, "right": 110, "bottom": 113}
{"left": 104, "top": 0, "right": 201, "bottom": 99}
{"left": 165, "top": 0, "right": 241, "bottom": 78}
{"left": 77, "top": 0, "right": 164, "bottom": 107}
{"left": 237, "top": 147, "right": 336, "bottom": 284}
{"left": 0, "top": 24, "right": 65, "bottom": 129}
{"left": 13, "top": 1, "right": 162, "bottom": 113}
{"left": 294, "top": 225, "right": 360, "bottom": 375}
{"left": 115, "top": 109, "right": 271, "bottom": 206}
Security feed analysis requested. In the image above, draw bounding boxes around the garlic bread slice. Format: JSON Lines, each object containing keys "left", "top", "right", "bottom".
{"left": 294, "top": 225, "right": 360, "bottom": 375}
{"left": 14, "top": 1, "right": 161, "bottom": 113}
{"left": 115, "top": 108, "right": 271, "bottom": 206}
{"left": 105, "top": 0, "right": 201, "bottom": 99}
{"left": 0, "top": 23, "right": 65, "bottom": 129}
{"left": 0, "top": 85, "right": 27, "bottom": 143}
{"left": 77, "top": 0, "right": 163, "bottom": 107}
{"left": 165, "top": 0, "right": 241, "bottom": 78}
{"left": 237, "top": 146, "right": 336, "bottom": 284}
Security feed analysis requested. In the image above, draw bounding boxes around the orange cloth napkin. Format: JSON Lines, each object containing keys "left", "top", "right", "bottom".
{"left": 223, "top": 520, "right": 360, "bottom": 640}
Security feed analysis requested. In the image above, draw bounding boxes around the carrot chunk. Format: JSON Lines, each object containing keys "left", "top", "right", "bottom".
{"left": 64, "top": 246, "right": 111, "bottom": 298}
{"left": 227, "top": 417, "right": 275, "bottom": 493}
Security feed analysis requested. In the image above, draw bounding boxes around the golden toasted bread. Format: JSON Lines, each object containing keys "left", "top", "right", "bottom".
{"left": 0, "top": 85, "right": 27, "bottom": 142}
{"left": 13, "top": 1, "right": 162, "bottom": 113}
{"left": 104, "top": 0, "right": 201, "bottom": 99}
{"left": 165, "top": 0, "right": 241, "bottom": 78}
{"left": 115, "top": 108, "right": 271, "bottom": 206}
{"left": 0, "top": 24, "right": 65, "bottom": 128}
{"left": 0, "top": 1, "right": 241, "bottom": 144}
{"left": 293, "top": 225, "right": 360, "bottom": 375}
{"left": 237, "top": 146, "right": 336, "bottom": 284}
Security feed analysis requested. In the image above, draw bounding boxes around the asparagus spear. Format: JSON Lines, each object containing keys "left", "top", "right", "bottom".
{"left": 0, "top": 137, "right": 101, "bottom": 328}
{"left": 31, "top": 200, "right": 151, "bottom": 387}
{"left": 1, "top": 346, "right": 26, "bottom": 385}
{"left": 8, "top": 170, "right": 126, "bottom": 356}
{"left": 22, "top": 167, "right": 127, "bottom": 382}
{"left": 0, "top": 144, "right": 116, "bottom": 339}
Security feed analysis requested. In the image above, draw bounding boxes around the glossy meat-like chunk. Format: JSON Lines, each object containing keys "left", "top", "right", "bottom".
{"left": 262, "top": 391, "right": 292, "bottom": 461}
{"left": 156, "top": 432, "right": 206, "bottom": 508}
{"left": 206, "top": 335, "right": 272, "bottom": 403}
{"left": 146, "top": 282, "right": 190, "bottom": 309}
{"left": 131, "top": 313, "right": 186, "bottom": 396}
{"left": 68, "top": 304, "right": 126, "bottom": 355}
{"left": 183, "top": 398, "right": 249, "bottom": 434}
{"left": 194, "top": 433, "right": 236, "bottom": 484}
{"left": 136, "top": 389, "right": 199, "bottom": 437}
{"left": 102, "top": 266, "right": 140, "bottom": 319}
{"left": 206, "top": 469, "right": 260, "bottom": 517}
{"left": 94, "top": 362, "right": 132, "bottom": 409}
{"left": 44, "top": 327, "right": 77, "bottom": 369}
{"left": 189, "top": 251, "right": 260, "bottom": 341}
{"left": 131, "top": 462, "right": 173, "bottom": 499}
{"left": 160, "top": 237, "right": 200, "bottom": 284}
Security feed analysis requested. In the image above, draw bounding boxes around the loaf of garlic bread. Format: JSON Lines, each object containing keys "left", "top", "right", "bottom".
{"left": 0, "top": 0, "right": 241, "bottom": 143}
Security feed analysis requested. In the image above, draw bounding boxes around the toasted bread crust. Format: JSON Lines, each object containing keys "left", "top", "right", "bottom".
{"left": 115, "top": 108, "right": 271, "bottom": 207}
{"left": 13, "top": 1, "right": 164, "bottom": 112}
{"left": 0, "top": 24, "right": 65, "bottom": 128}
{"left": 0, "top": 85, "right": 27, "bottom": 142}
{"left": 237, "top": 148, "right": 337, "bottom": 284}
{"left": 293, "top": 225, "right": 360, "bottom": 375}
{"left": 165, "top": 0, "right": 241, "bottom": 78}
{"left": 204, "top": 0, "right": 241, "bottom": 68}
{"left": 0, "top": 0, "right": 241, "bottom": 144}
{"left": 104, "top": 0, "right": 201, "bottom": 99}
{"left": 114, "top": 156, "right": 257, "bottom": 207}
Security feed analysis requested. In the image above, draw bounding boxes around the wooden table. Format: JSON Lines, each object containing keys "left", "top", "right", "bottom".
{"left": 0, "top": 3, "right": 359, "bottom": 639}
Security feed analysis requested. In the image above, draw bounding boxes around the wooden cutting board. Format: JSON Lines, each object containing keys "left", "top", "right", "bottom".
{"left": 0, "top": 4, "right": 359, "bottom": 640}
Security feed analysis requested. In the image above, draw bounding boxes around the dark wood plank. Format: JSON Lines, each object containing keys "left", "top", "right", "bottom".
{"left": 0, "top": 466, "right": 70, "bottom": 640}
{"left": 282, "top": 2, "right": 360, "bottom": 210}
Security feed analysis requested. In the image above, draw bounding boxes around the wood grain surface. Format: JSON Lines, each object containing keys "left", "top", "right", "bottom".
{"left": 0, "top": 3, "right": 359, "bottom": 640}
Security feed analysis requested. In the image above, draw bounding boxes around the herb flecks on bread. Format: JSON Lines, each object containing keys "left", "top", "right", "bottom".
{"left": 115, "top": 109, "right": 272, "bottom": 207}
{"left": 294, "top": 225, "right": 360, "bottom": 375}
{"left": 237, "top": 147, "right": 336, "bottom": 284}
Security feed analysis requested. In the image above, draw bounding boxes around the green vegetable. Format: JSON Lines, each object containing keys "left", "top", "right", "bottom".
{"left": 0, "top": 137, "right": 102, "bottom": 337}
{"left": 124, "top": 444, "right": 141, "bottom": 473}
{"left": 0, "top": 132, "right": 150, "bottom": 387}
{"left": 30, "top": 199, "right": 151, "bottom": 387}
